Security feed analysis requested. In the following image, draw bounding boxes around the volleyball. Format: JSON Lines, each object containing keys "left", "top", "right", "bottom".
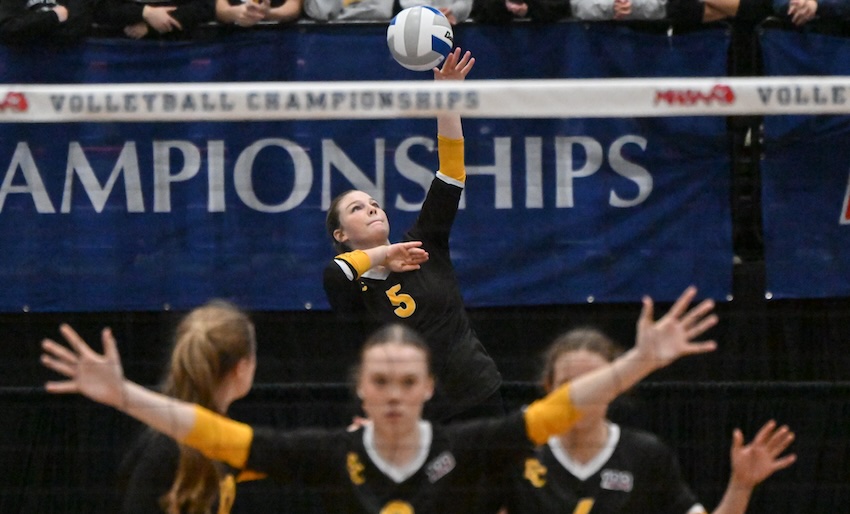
{"left": 386, "top": 6, "right": 454, "bottom": 72}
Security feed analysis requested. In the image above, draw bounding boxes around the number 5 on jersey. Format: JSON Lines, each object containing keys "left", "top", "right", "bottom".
{"left": 386, "top": 284, "right": 416, "bottom": 318}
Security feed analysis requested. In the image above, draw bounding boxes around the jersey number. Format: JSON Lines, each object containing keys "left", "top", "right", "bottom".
{"left": 573, "top": 498, "right": 594, "bottom": 514}
{"left": 386, "top": 284, "right": 416, "bottom": 318}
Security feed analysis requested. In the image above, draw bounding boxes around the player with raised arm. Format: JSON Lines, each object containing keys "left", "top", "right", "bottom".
{"left": 323, "top": 47, "right": 503, "bottom": 423}
{"left": 41, "top": 286, "right": 718, "bottom": 514}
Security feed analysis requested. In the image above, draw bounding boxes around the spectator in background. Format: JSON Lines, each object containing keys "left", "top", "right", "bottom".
{"left": 399, "top": 0, "right": 473, "bottom": 23}
{"left": 215, "top": 0, "right": 302, "bottom": 27}
{"left": 94, "top": 0, "right": 214, "bottom": 39}
{"left": 698, "top": 0, "right": 775, "bottom": 23}
{"left": 303, "top": 0, "right": 393, "bottom": 21}
{"left": 471, "top": 0, "right": 570, "bottom": 23}
{"left": 0, "top": 0, "right": 92, "bottom": 43}
{"left": 769, "top": 0, "right": 850, "bottom": 26}
{"left": 470, "top": 0, "right": 762, "bottom": 25}
{"left": 570, "top": 0, "right": 729, "bottom": 23}
{"left": 569, "top": 0, "right": 663, "bottom": 21}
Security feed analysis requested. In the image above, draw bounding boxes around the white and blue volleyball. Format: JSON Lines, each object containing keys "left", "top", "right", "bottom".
{"left": 387, "top": 6, "right": 454, "bottom": 72}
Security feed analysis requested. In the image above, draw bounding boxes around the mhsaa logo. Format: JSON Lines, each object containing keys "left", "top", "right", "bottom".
{"left": 654, "top": 84, "right": 735, "bottom": 106}
{"left": 0, "top": 92, "right": 27, "bottom": 112}
{"left": 842, "top": 168, "right": 850, "bottom": 225}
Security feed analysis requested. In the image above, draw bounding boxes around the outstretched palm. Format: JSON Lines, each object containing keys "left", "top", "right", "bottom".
{"left": 434, "top": 47, "right": 474, "bottom": 81}
{"left": 635, "top": 286, "right": 718, "bottom": 367}
{"left": 41, "top": 324, "right": 126, "bottom": 408}
{"left": 730, "top": 420, "right": 797, "bottom": 487}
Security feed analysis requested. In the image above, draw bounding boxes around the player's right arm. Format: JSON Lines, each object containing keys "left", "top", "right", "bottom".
{"left": 710, "top": 420, "right": 796, "bottom": 514}
{"left": 330, "top": 242, "right": 429, "bottom": 282}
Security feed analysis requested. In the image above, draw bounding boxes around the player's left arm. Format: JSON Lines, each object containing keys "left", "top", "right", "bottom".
{"left": 524, "top": 287, "right": 718, "bottom": 445}
{"left": 710, "top": 420, "right": 796, "bottom": 514}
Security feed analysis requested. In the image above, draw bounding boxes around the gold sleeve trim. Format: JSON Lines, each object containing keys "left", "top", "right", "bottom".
{"left": 236, "top": 470, "right": 268, "bottom": 483}
{"left": 181, "top": 405, "right": 254, "bottom": 469}
{"left": 336, "top": 249, "right": 372, "bottom": 279}
{"left": 523, "top": 384, "right": 584, "bottom": 446}
{"left": 437, "top": 135, "right": 465, "bottom": 183}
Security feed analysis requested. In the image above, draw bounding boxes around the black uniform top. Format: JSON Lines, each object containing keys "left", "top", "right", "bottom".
{"left": 0, "top": 0, "right": 92, "bottom": 42}
{"left": 246, "top": 411, "right": 532, "bottom": 514}
{"left": 323, "top": 175, "right": 502, "bottom": 422}
{"left": 92, "top": 0, "right": 214, "bottom": 35}
{"left": 502, "top": 423, "right": 706, "bottom": 514}
{"left": 118, "top": 430, "right": 241, "bottom": 514}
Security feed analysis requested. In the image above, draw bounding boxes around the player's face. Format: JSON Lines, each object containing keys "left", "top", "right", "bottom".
{"left": 334, "top": 191, "right": 390, "bottom": 250}
{"left": 551, "top": 349, "right": 610, "bottom": 426}
{"left": 358, "top": 342, "right": 434, "bottom": 434}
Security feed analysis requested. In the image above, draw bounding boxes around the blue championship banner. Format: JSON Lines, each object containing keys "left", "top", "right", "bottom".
{"left": 0, "top": 24, "right": 732, "bottom": 311}
{"left": 759, "top": 28, "right": 850, "bottom": 299}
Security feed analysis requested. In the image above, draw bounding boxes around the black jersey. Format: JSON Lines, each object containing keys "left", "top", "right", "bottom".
{"left": 324, "top": 176, "right": 502, "bottom": 421}
{"left": 503, "top": 423, "right": 706, "bottom": 514}
{"left": 118, "top": 431, "right": 241, "bottom": 514}
{"left": 246, "top": 411, "right": 531, "bottom": 514}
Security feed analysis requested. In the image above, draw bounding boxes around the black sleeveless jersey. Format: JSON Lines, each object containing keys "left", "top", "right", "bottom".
{"left": 324, "top": 177, "right": 502, "bottom": 421}
{"left": 502, "top": 424, "right": 705, "bottom": 514}
{"left": 247, "top": 411, "right": 531, "bottom": 513}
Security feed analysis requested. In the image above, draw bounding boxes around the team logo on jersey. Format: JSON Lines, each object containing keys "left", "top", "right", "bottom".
{"left": 347, "top": 452, "right": 366, "bottom": 485}
{"left": 523, "top": 458, "right": 547, "bottom": 488}
{"left": 217, "top": 474, "right": 236, "bottom": 514}
{"left": 600, "top": 469, "right": 634, "bottom": 492}
{"left": 380, "top": 500, "right": 414, "bottom": 514}
{"left": 425, "top": 451, "right": 455, "bottom": 483}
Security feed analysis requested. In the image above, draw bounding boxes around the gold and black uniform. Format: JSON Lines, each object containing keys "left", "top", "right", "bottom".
{"left": 500, "top": 423, "right": 707, "bottom": 514}
{"left": 323, "top": 136, "right": 502, "bottom": 422}
{"left": 178, "top": 382, "right": 583, "bottom": 514}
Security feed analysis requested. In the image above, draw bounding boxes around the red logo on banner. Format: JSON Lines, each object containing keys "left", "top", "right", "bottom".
{"left": 842, "top": 170, "right": 850, "bottom": 225}
{"left": 0, "top": 92, "right": 28, "bottom": 112}
{"left": 654, "top": 85, "right": 735, "bottom": 106}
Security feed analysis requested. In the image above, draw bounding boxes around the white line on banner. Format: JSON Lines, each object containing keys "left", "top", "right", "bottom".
{"left": 1, "top": 76, "right": 849, "bottom": 122}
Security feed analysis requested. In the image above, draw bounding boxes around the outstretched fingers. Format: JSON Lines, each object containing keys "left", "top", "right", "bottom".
{"left": 102, "top": 327, "right": 120, "bottom": 362}
{"left": 41, "top": 337, "right": 78, "bottom": 368}
{"left": 41, "top": 349, "right": 73, "bottom": 377}
{"left": 664, "top": 287, "right": 718, "bottom": 353}
{"left": 58, "top": 323, "right": 97, "bottom": 360}
{"left": 662, "top": 285, "right": 698, "bottom": 321}
{"left": 41, "top": 339, "right": 81, "bottom": 393}
{"left": 385, "top": 241, "right": 430, "bottom": 273}
{"left": 456, "top": 50, "right": 474, "bottom": 77}
{"left": 637, "top": 295, "right": 655, "bottom": 331}
{"left": 759, "top": 421, "right": 796, "bottom": 460}
{"left": 732, "top": 420, "right": 797, "bottom": 485}
{"left": 434, "top": 48, "right": 474, "bottom": 79}
{"left": 636, "top": 286, "right": 719, "bottom": 365}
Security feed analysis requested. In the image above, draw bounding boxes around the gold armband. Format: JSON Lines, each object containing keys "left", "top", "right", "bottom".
{"left": 523, "top": 384, "right": 584, "bottom": 446}
{"left": 336, "top": 249, "right": 372, "bottom": 279}
{"left": 181, "top": 405, "right": 254, "bottom": 468}
{"left": 437, "top": 135, "right": 465, "bottom": 183}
